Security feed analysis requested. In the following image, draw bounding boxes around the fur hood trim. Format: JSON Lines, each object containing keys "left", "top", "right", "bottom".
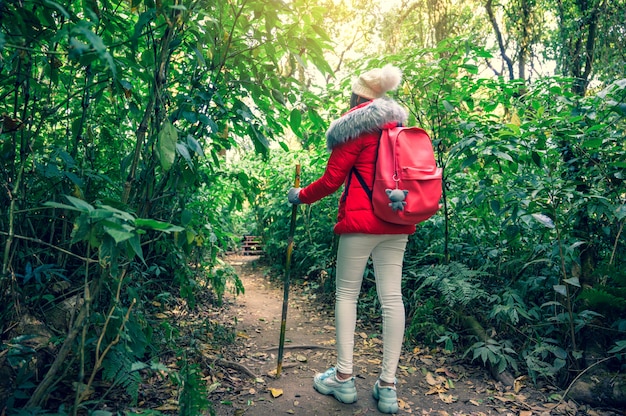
{"left": 326, "top": 98, "right": 408, "bottom": 150}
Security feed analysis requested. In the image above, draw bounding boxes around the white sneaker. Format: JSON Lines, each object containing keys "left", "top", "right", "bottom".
{"left": 372, "top": 379, "right": 399, "bottom": 414}
{"left": 313, "top": 368, "right": 358, "bottom": 404}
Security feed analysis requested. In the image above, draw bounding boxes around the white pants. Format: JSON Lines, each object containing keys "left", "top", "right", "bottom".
{"left": 334, "top": 233, "right": 408, "bottom": 384}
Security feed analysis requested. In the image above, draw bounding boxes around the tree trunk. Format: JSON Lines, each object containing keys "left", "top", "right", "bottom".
{"left": 485, "top": 0, "right": 515, "bottom": 80}
{"left": 564, "top": 0, "right": 603, "bottom": 95}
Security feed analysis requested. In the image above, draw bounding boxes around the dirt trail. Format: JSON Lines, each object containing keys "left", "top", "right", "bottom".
{"left": 209, "top": 255, "right": 616, "bottom": 416}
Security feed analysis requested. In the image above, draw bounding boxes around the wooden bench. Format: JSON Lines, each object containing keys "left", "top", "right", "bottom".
{"left": 241, "top": 235, "right": 264, "bottom": 256}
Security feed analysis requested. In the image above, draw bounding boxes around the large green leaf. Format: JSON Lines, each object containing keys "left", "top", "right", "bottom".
{"left": 134, "top": 218, "right": 184, "bottom": 233}
{"left": 289, "top": 108, "right": 302, "bottom": 135}
{"left": 532, "top": 213, "right": 555, "bottom": 229}
{"left": 158, "top": 121, "right": 178, "bottom": 171}
{"left": 60, "top": 195, "right": 95, "bottom": 212}
{"left": 128, "top": 234, "right": 145, "bottom": 264}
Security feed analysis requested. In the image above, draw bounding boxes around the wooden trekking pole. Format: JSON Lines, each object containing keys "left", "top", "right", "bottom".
{"left": 277, "top": 164, "right": 301, "bottom": 377}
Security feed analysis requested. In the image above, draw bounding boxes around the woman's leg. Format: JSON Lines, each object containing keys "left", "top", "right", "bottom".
{"left": 371, "top": 234, "right": 408, "bottom": 384}
{"left": 335, "top": 234, "right": 376, "bottom": 376}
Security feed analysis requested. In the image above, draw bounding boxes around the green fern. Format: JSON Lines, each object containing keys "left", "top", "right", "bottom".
{"left": 178, "top": 362, "right": 212, "bottom": 416}
{"left": 406, "top": 298, "right": 447, "bottom": 346}
{"left": 578, "top": 286, "right": 626, "bottom": 316}
{"left": 411, "top": 262, "right": 489, "bottom": 308}
{"left": 577, "top": 263, "right": 626, "bottom": 320}
{"left": 102, "top": 346, "right": 141, "bottom": 405}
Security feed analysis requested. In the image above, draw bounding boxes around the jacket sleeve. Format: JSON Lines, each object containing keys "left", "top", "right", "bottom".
{"left": 298, "top": 141, "right": 361, "bottom": 205}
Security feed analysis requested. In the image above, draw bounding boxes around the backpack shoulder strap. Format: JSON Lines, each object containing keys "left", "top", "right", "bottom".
{"left": 349, "top": 128, "right": 386, "bottom": 201}
{"left": 350, "top": 167, "right": 373, "bottom": 200}
{"left": 346, "top": 127, "right": 395, "bottom": 202}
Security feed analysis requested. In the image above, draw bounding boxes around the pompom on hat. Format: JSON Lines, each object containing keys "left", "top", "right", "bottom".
{"left": 351, "top": 64, "right": 402, "bottom": 100}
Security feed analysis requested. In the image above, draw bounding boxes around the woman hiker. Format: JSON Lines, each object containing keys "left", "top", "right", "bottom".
{"left": 287, "top": 64, "right": 413, "bottom": 414}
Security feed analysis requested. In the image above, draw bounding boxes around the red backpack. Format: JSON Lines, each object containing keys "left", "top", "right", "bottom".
{"left": 352, "top": 126, "right": 443, "bottom": 225}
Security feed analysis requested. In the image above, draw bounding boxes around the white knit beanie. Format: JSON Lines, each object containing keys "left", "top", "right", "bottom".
{"left": 351, "top": 64, "right": 402, "bottom": 99}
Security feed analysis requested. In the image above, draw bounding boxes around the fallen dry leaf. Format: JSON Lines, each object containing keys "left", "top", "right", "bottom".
{"left": 435, "top": 367, "right": 458, "bottom": 379}
{"left": 420, "top": 356, "right": 434, "bottom": 365}
{"left": 269, "top": 387, "right": 283, "bottom": 398}
{"left": 154, "top": 402, "right": 178, "bottom": 411}
{"left": 425, "top": 372, "right": 446, "bottom": 386}
{"left": 438, "top": 392, "right": 457, "bottom": 403}
{"left": 207, "top": 382, "right": 220, "bottom": 394}
{"left": 514, "top": 375, "right": 527, "bottom": 393}
{"left": 425, "top": 386, "right": 448, "bottom": 395}
{"left": 494, "top": 395, "right": 515, "bottom": 403}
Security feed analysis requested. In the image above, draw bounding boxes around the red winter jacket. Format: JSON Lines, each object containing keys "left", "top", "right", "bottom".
{"left": 298, "top": 99, "right": 416, "bottom": 235}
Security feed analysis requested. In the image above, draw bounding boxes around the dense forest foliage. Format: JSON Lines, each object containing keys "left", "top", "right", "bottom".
{"left": 1, "top": 0, "right": 625, "bottom": 414}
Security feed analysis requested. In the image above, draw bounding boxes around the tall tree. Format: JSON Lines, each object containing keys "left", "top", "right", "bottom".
{"left": 552, "top": 0, "right": 624, "bottom": 95}
{"left": 484, "top": 0, "right": 547, "bottom": 80}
